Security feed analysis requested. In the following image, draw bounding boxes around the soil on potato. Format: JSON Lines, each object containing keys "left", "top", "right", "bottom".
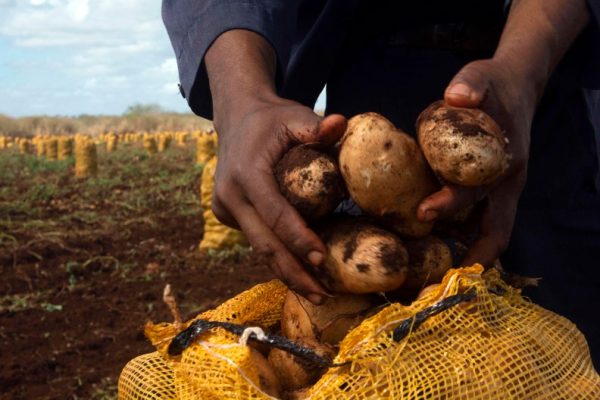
{"left": 0, "top": 143, "right": 273, "bottom": 399}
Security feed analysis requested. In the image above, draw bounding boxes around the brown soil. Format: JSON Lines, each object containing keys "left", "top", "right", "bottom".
{"left": 0, "top": 146, "right": 274, "bottom": 399}
{"left": 0, "top": 211, "right": 273, "bottom": 400}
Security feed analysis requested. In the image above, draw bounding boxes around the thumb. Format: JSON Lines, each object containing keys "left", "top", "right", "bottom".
{"left": 444, "top": 62, "right": 490, "bottom": 108}
{"left": 296, "top": 113, "right": 347, "bottom": 147}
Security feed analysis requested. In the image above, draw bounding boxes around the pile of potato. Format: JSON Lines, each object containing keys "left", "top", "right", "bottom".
{"left": 257, "top": 101, "right": 508, "bottom": 398}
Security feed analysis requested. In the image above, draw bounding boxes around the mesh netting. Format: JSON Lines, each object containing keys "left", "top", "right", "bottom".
{"left": 195, "top": 132, "right": 217, "bottom": 165}
{"left": 74, "top": 136, "right": 97, "bottom": 178}
{"left": 198, "top": 156, "right": 247, "bottom": 250}
{"left": 119, "top": 266, "right": 600, "bottom": 399}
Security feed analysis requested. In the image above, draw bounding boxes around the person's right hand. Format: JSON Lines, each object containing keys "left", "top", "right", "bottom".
{"left": 212, "top": 95, "right": 347, "bottom": 304}
{"left": 204, "top": 30, "right": 348, "bottom": 303}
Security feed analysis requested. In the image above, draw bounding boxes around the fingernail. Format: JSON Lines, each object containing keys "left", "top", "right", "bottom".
{"left": 307, "top": 251, "right": 324, "bottom": 266}
{"left": 447, "top": 83, "right": 471, "bottom": 98}
{"left": 423, "top": 209, "right": 438, "bottom": 222}
{"left": 307, "top": 293, "right": 325, "bottom": 305}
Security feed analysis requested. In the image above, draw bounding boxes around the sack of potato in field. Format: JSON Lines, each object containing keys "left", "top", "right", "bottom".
{"left": 195, "top": 131, "right": 217, "bottom": 165}
{"left": 198, "top": 156, "right": 247, "bottom": 250}
{"left": 0, "top": 135, "right": 8, "bottom": 150}
{"left": 157, "top": 133, "right": 172, "bottom": 152}
{"left": 58, "top": 136, "right": 74, "bottom": 160}
{"left": 118, "top": 265, "right": 600, "bottom": 400}
{"left": 45, "top": 137, "right": 59, "bottom": 160}
{"left": 18, "top": 138, "right": 32, "bottom": 154}
{"left": 105, "top": 133, "right": 119, "bottom": 152}
{"left": 143, "top": 134, "right": 158, "bottom": 155}
{"left": 74, "top": 136, "right": 97, "bottom": 178}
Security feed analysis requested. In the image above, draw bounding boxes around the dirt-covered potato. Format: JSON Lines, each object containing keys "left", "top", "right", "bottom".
{"left": 402, "top": 235, "right": 453, "bottom": 291}
{"left": 250, "top": 349, "right": 282, "bottom": 398}
{"left": 416, "top": 100, "right": 509, "bottom": 186}
{"left": 313, "top": 216, "right": 409, "bottom": 294}
{"left": 339, "top": 113, "right": 440, "bottom": 238}
{"left": 267, "top": 337, "right": 335, "bottom": 391}
{"left": 285, "top": 388, "right": 310, "bottom": 400}
{"left": 416, "top": 283, "right": 441, "bottom": 301}
{"left": 275, "top": 145, "right": 346, "bottom": 221}
{"left": 281, "top": 289, "right": 375, "bottom": 345}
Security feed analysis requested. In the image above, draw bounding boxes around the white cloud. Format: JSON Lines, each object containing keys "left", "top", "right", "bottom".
{"left": 0, "top": 0, "right": 191, "bottom": 115}
{"left": 66, "top": 0, "right": 89, "bottom": 21}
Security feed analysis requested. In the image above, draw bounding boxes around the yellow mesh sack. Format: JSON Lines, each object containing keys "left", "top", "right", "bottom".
{"left": 199, "top": 156, "right": 247, "bottom": 250}
{"left": 106, "top": 134, "right": 119, "bottom": 152}
{"left": 19, "top": 139, "right": 32, "bottom": 154}
{"left": 34, "top": 136, "right": 46, "bottom": 156}
{"left": 144, "top": 135, "right": 158, "bottom": 155}
{"left": 74, "top": 136, "right": 98, "bottom": 178}
{"left": 195, "top": 132, "right": 217, "bottom": 165}
{"left": 119, "top": 266, "right": 600, "bottom": 399}
{"left": 45, "top": 138, "right": 59, "bottom": 160}
{"left": 58, "top": 137, "right": 74, "bottom": 160}
{"left": 119, "top": 279, "right": 287, "bottom": 399}
{"left": 158, "top": 134, "right": 172, "bottom": 152}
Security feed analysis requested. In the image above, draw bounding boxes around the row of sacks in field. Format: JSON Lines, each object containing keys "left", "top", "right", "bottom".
{"left": 0, "top": 131, "right": 220, "bottom": 177}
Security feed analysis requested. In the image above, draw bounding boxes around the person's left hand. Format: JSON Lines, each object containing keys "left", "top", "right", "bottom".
{"left": 417, "top": 58, "right": 538, "bottom": 267}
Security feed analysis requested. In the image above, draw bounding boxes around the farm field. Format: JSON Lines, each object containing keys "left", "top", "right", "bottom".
{"left": 0, "top": 137, "right": 272, "bottom": 399}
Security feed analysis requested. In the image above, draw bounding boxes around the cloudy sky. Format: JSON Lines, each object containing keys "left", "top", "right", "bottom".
{"left": 0, "top": 0, "right": 327, "bottom": 117}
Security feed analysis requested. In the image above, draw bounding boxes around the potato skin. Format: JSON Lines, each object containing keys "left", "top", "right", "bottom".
{"left": 314, "top": 216, "right": 410, "bottom": 294}
{"left": 339, "top": 113, "right": 439, "bottom": 238}
{"left": 402, "top": 236, "right": 453, "bottom": 291}
{"left": 250, "top": 349, "right": 282, "bottom": 398}
{"left": 275, "top": 145, "right": 346, "bottom": 221}
{"left": 281, "top": 289, "right": 375, "bottom": 345}
{"left": 417, "top": 100, "right": 508, "bottom": 186}
{"left": 267, "top": 337, "right": 335, "bottom": 391}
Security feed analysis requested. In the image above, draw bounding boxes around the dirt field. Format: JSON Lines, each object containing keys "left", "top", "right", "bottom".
{"left": 0, "top": 142, "right": 272, "bottom": 399}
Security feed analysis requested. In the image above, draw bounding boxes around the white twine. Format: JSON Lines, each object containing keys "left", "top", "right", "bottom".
{"left": 238, "top": 326, "right": 267, "bottom": 346}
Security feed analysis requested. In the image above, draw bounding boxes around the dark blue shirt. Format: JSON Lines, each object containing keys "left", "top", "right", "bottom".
{"left": 162, "top": 0, "right": 600, "bottom": 118}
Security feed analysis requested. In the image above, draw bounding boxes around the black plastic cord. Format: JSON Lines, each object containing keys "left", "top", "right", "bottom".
{"left": 167, "top": 319, "right": 342, "bottom": 367}
{"left": 392, "top": 288, "right": 477, "bottom": 342}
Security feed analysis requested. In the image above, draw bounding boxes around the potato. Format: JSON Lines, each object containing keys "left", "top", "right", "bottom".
{"left": 284, "top": 388, "right": 310, "bottom": 400}
{"left": 339, "top": 112, "right": 439, "bottom": 238}
{"left": 416, "top": 100, "right": 509, "bottom": 186}
{"left": 402, "top": 236, "right": 453, "bottom": 291}
{"left": 314, "top": 217, "right": 409, "bottom": 294}
{"left": 267, "top": 337, "right": 335, "bottom": 390}
{"left": 250, "top": 349, "right": 282, "bottom": 398}
{"left": 275, "top": 145, "right": 346, "bottom": 221}
{"left": 416, "top": 283, "right": 441, "bottom": 301}
{"left": 281, "top": 289, "right": 375, "bottom": 345}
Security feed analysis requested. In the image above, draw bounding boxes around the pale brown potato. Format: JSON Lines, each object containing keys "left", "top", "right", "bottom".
{"left": 339, "top": 113, "right": 440, "bottom": 238}
{"left": 416, "top": 283, "right": 441, "bottom": 301}
{"left": 416, "top": 100, "right": 509, "bottom": 186}
{"left": 250, "top": 349, "right": 282, "bottom": 398}
{"left": 284, "top": 388, "right": 310, "bottom": 400}
{"left": 402, "top": 236, "right": 453, "bottom": 292}
{"left": 267, "top": 337, "right": 335, "bottom": 391}
{"left": 275, "top": 144, "right": 346, "bottom": 221}
{"left": 313, "top": 216, "right": 410, "bottom": 294}
{"left": 281, "top": 289, "right": 376, "bottom": 345}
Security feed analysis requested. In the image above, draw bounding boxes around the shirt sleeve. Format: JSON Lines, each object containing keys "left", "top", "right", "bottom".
{"left": 161, "top": 0, "right": 301, "bottom": 119}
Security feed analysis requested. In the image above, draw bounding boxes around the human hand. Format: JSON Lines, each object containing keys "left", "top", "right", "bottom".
{"left": 212, "top": 95, "right": 346, "bottom": 303}
{"left": 417, "top": 59, "right": 537, "bottom": 266}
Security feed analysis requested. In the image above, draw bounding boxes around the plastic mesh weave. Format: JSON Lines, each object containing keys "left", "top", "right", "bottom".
{"left": 198, "top": 156, "right": 247, "bottom": 250}
{"left": 119, "top": 266, "right": 600, "bottom": 399}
